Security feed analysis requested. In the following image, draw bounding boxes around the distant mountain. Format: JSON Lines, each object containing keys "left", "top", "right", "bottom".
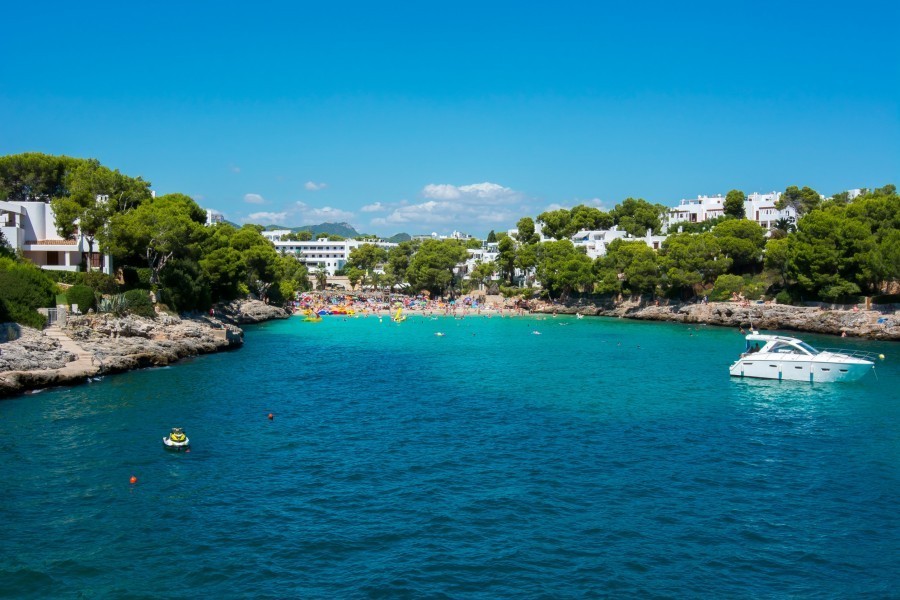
{"left": 264, "top": 222, "right": 361, "bottom": 238}
{"left": 259, "top": 223, "right": 413, "bottom": 241}
{"left": 303, "top": 222, "right": 361, "bottom": 237}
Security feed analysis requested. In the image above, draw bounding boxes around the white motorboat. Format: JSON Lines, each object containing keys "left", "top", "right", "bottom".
{"left": 729, "top": 333, "right": 876, "bottom": 383}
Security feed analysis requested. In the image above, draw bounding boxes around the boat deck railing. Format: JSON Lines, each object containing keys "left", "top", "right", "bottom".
{"left": 818, "top": 348, "right": 881, "bottom": 362}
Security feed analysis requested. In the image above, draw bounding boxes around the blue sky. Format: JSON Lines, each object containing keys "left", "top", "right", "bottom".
{"left": 2, "top": 1, "right": 897, "bottom": 236}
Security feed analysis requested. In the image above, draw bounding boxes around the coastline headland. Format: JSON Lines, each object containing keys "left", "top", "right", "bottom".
{"left": 532, "top": 298, "right": 899, "bottom": 341}
{"left": 0, "top": 299, "right": 288, "bottom": 399}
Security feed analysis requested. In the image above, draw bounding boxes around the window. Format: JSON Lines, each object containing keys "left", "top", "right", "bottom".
{"left": 771, "top": 342, "right": 802, "bottom": 355}
{"left": 795, "top": 342, "right": 820, "bottom": 355}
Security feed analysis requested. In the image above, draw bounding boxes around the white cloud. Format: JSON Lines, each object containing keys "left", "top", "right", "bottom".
{"left": 421, "top": 184, "right": 461, "bottom": 200}
{"left": 247, "top": 211, "right": 288, "bottom": 225}
{"left": 542, "top": 198, "right": 609, "bottom": 213}
{"left": 422, "top": 182, "right": 519, "bottom": 203}
{"left": 371, "top": 182, "right": 525, "bottom": 231}
{"left": 229, "top": 165, "right": 241, "bottom": 174}
{"left": 304, "top": 181, "right": 328, "bottom": 191}
{"left": 361, "top": 202, "right": 386, "bottom": 212}
{"left": 293, "top": 201, "right": 354, "bottom": 223}
{"left": 244, "top": 193, "right": 265, "bottom": 204}
{"left": 307, "top": 206, "right": 354, "bottom": 221}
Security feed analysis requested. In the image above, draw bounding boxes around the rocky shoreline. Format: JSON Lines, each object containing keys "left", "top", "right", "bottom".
{"left": 0, "top": 299, "right": 289, "bottom": 399}
{"left": 2, "top": 296, "right": 893, "bottom": 399}
{"left": 532, "top": 298, "right": 899, "bottom": 341}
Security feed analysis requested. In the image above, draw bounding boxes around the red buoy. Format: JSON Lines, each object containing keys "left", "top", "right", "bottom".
{"left": 129, "top": 476, "right": 138, "bottom": 484}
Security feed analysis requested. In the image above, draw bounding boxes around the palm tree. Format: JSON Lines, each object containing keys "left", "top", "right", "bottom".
{"left": 774, "top": 217, "right": 796, "bottom": 233}
{"left": 315, "top": 269, "right": 328, "bottom": 291}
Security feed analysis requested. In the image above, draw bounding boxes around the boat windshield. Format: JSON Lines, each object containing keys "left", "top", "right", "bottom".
{"left": 796, "top": 341, "right": 820, "bottom": 355}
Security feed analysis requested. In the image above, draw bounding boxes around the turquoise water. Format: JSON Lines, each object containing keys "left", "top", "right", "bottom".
{"left": 1, "top": 315, "right": 898, "bottom": 598}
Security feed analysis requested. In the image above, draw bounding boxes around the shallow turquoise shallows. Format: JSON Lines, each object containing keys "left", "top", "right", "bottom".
{"left": 1, "top": 315, "right": 898, "bottom": 598}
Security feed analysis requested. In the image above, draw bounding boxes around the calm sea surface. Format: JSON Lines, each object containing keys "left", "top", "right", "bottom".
{"left": 1, "top": 315, "right": 898, "bottom": 598}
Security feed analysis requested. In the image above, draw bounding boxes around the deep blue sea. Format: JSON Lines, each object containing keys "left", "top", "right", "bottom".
{"left": 1, "top": 315, "right": 898, "bottom": 598}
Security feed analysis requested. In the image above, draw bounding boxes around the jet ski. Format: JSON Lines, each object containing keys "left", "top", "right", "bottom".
{"left": 163, "top": 427, "right": 190, "bottom": 451}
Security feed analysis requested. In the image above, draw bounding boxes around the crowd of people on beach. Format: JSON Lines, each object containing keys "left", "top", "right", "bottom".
{"left": 291, "top": 292, "right": 532, "bottom": 318}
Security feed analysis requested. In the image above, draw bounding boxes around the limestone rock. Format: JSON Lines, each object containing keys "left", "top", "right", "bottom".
{"left": 215, "top": 299, "right": 289, "bottom": 324}
{"left": 533, "top": 300, "right": 899, "bottom": 340}
{"left": 0, "top": 313, "right": 245, "bottom": 398}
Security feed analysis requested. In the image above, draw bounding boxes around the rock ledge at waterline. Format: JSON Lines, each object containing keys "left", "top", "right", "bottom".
{"left": 534, "top": 299, "right": 899, "bottom": 340}
{"left": 0, "top": 300, "right": 288, "bottom": 398}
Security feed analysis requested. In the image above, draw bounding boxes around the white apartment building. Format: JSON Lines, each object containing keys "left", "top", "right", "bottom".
{"left": 271, "top": 238, "right": 397, "bottom": 275}
{"left": 668, "top": 194, "right": 728, "bottom": 224}
{"left": 667, "top": 192, "right": 798, "bottom": 231}
{"left": 412, "top": 230, "right": 473, "bottom": 242}
{"left": 461, "top": 243, "right": 501, "bottom": 280}
{"left": 571, "top": 226, "right": 668, "bottom": 259}
{"left": 0, "top": 200, "right": 112, "bottom": 274}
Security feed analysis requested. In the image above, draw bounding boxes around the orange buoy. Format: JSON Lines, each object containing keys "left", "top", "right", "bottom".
{"left": 129, "top": 476, "right": 138, "bottom": 484}
{"left": 268, "top": 413, "right": 274, "bottom": 420}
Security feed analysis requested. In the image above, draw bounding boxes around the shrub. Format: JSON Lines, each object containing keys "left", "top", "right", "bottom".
{"left": 1, "top": 300, "right": 47, "bottom": 329}
{"left": 123, "top": 289, "right": 156, "bottom": 318}
{"left": 775, "top": 290, "right": 792, "bottom": 305}
{"left": 159, "top": 258, "right": 211, "bottom": 312}
{"left": 500, "top": 285, "right": 534, "bottom": 298}
{"left": 79, "top": 271, "right": 119, "bottom": 294}
{"left": 741, "top": 276, "right": 768, "bottom": 301}
{"left": 0, "top": 230, "right": 13, "bottom": 259}
{"left": 46, "top": 270, "right": 80, "bottom": 285}
{"left": 268, "top": 280, "right": 294, "bottom": 306}
{"left": 66, "top": 284, "right": 96, "bottom": 313}
{"left": 0, "top": 257, "right": 56, "bottom": 327}
{"left": 710, "top": 274, "right": 744, "bottom": 301}
{"left": 122, "top": 266, "right": 152, "bottom": 290}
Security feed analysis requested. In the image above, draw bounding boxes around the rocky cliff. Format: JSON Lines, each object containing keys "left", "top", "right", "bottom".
{"left": 0, "top": 299, "right": 293, "bottom": 398}
{"left": 215, "top": 299, "right": 290, "bottom": 324}
{"left": 534, "top": 299, "right": 899, "bottom": 340}
{"left": 67, "top": 312, "right": 245, "bottom": 373}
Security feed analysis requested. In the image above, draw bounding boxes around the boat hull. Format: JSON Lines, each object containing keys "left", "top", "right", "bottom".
{"left": 163, "top": 437, "right": 190, "bottom": 451}
{"left": 729, "top": 358, "right": 872, "bottom": 382}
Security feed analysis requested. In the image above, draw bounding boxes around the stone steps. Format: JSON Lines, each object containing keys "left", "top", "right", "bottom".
{"left": 43, "top": 326, "right": 100, "bottom": 376}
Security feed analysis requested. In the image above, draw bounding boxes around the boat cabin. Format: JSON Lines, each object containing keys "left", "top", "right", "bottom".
{"left": 743, "top": 335, "right": 820, "bottom": 357}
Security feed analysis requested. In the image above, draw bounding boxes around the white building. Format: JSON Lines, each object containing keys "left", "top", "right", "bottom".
{"left": 667, "top": 194, "right": 728, "bottom": 225}
{"left": 667, "top": 192, "right": 797, "bottom": 231}
{"left": 271, "top": 238, "right": 397, "bottom": 275}
{"left": 205, "top": 209, "right": 225, "bottom": 226}
{"left": 412, "top": 230, "right": 473, "bottom": 242}
{"left": 0, "top": 200, "right": 112, "bottom": 274}
{"left": 744, "top": 192, "right": 797, "bottom": 230}
{"left": 571, "top": 226, "right": 667, "bottom": 259}
{"left": 461, "top": 243, "right": 501, "bottom": 281}
{"left": 261, "top": 229, "right": 292, "bottom": 242}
